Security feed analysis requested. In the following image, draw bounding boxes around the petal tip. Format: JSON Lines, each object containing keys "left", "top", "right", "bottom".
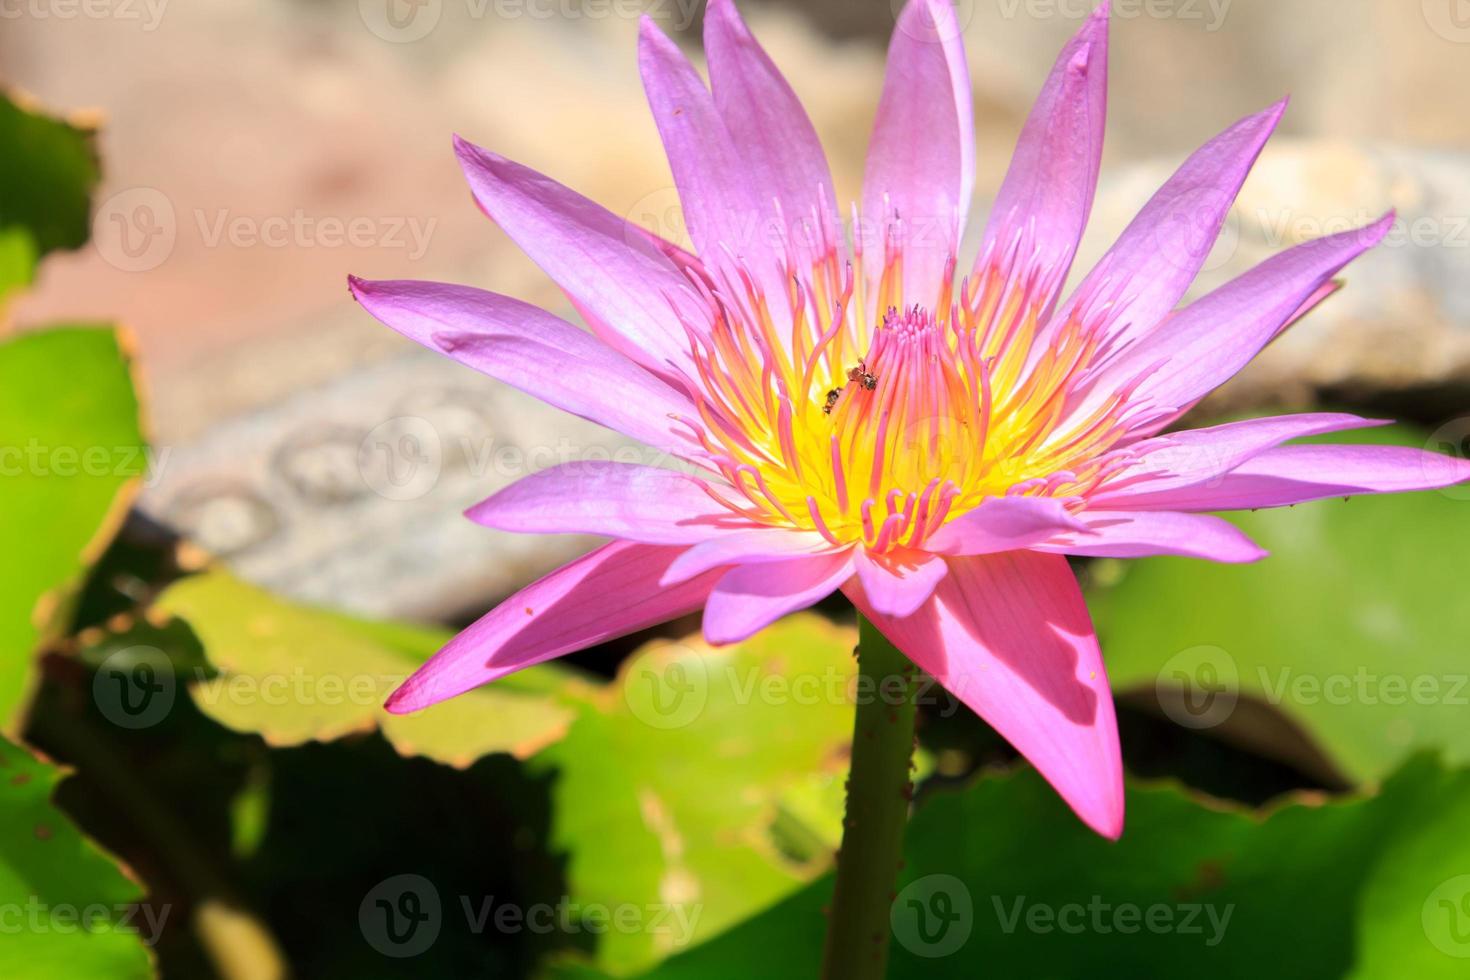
{"left": 451, "top": 133, "right": 506, "bottom": 172}
{"left": 1091, "top": 807, "right": 1125, "bottom": 841}
{"left": 1444, "top": 454, "right": 1470, "bottom": 486}
{"left": 637, "top": 12, "right": 668, "bottom": 46}
{"left": 706, "top": 0, "right": 738, "bottom": 24}
{"left": 1368, "top": 209, "right": 1398, "bottom": 240}
{"left": 701, "top": 619, "right": 742, "bottom": 647}
{"left": 383, "top": 684, "right": 422, "bottom": 715}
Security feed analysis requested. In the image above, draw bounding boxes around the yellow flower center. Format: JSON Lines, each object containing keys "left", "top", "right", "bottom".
{"left": 684, "top": 231, "right": 1137, "bottom": 552}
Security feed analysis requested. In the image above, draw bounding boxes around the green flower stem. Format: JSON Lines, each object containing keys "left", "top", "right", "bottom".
{"left": 821, "top": 612, "right": 918, "bottom": 980}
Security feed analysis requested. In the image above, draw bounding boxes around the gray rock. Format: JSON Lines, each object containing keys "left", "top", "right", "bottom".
{"left": 1079, "top": 141, "right": 1470, "bottom": 410}
{"left": 139, "top": 326, "right": 651, "bottom": 621}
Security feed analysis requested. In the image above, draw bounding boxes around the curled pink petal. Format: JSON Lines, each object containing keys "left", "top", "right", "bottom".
{"left": 466, "top": 461, "right": 743, "bottom": 544}
{"left": 1091, "top": 412, "right": 1388, "bottom": 508}
{"left": 1051, "top": 99, "right": 1286, "bottom": 354}
{"left": 702, "top": 552, "right": 854, "bottom": 645}
{"left": 847, "top": 551, "right": 1124, "bottom": 838}
{"left": 453, "top": 136, "right": 707, "bottom": 378}
{"left": 863, "top": 0, "right": 974, "bottom": 308}
{"left": 1130, "top": 444, "right": 1470, "bottom": 512}
{"left": 1034, "top": 510, "right": 1267, "bottom": 562}
{"left": 348, "top": 276, "right": 695, "bottom": 455}
{"left": 661, "top": 528, "right": 843, "bottom": 585}
{"left": 1095, "top": 214, "right": 1396, "bottom": 426}
{"left": 975, "top": 1, "right": 1108, "bottom": 320}
{"left": 386, "top": 542, "right": 724, "bottom": 713}
{"left": 852, "top": 548, "right": 950, "bottom": 618}
{"left": 925, "top": 495, "right": 1090, "bottom": 556}
{"left": 639, "top": 17, "right": 785, "bottom": 303}
{"left": 704, "top": 0, "right": 839, "bottom": 266}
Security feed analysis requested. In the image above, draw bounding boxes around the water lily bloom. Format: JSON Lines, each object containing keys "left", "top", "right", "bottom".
{"left": 350, "top": 0, "right": 1469, "bottom": 838}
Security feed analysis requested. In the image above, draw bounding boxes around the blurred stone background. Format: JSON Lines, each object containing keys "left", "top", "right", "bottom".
{"left": 3, "top": 0, "right": 1467, "bottom": 619}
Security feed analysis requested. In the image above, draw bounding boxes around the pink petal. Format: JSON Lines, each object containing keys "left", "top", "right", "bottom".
{"left": 925, "top": 495, "right": 1090, "bottom": 556}
{"left": 1033, "top": 510, "right": 1266, "bottom": 562}
{"left": 1095, "top": 214, "right": 1395, "bottom": 425}
{"left": 852, "top": 548, "right": 950, "bottom": 618}
{"left": 1090, "top": 412, "right": 1388, "bottom": 508}
{"left": 348, "top": 277, "right": 695, "bottom": 455}
{"left": 702, "top": 552, "right": 854, "bottom": 645}
{"left": 1124, "top": 443, "right": 1470, "bottom": 512}
{"left": 863, "top": 0, "right": 974, "bottom": 307}
{"left": 661, "top": 527, "right": 842, "bottom": 585}
{"left": 385, "top": 541, "right": 723, "bottom": 713}
{"left": 975, "top": 2, "right": 1108, "bottom": 319}
{"left": 1277, "top": 278, "right": 1342, "bottom": 338}
{"left": 453, "top": 136, "right": 706, "bottom": 378}
{"left": 1053, "top": 99, "right": 1286, "bottom": 353}
{"left": 638, "top": 18, "right": 786, "bottom": 304}
{"left": 846, "top": 551, "right": 1123, "bottom": 838}
{"left": 704, "top": 0, "right": 839, "bottom": 265}
{"left": 466, "top": 461, "right": 742, "bottom": 544}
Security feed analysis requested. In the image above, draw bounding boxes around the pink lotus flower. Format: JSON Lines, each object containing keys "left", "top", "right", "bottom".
{"left": 350, "top": 0, "right": 1469, "bottom": 838}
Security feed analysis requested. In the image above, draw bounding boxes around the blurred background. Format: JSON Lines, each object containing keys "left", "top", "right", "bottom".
{"left": 7, "top": 0, "right": 1470, "bottom": 622}
{"left": 3, "top": 1, "right": 1470, "bottom": 977}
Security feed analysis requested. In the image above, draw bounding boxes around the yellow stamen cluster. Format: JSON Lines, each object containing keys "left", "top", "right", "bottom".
{"left": 679, "top": 224, "right": 1139, "bottom": 552}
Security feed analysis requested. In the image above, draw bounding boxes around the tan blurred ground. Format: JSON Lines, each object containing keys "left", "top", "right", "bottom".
{"left": 9, "top": 0, "right": 1469, "bottom": 389}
